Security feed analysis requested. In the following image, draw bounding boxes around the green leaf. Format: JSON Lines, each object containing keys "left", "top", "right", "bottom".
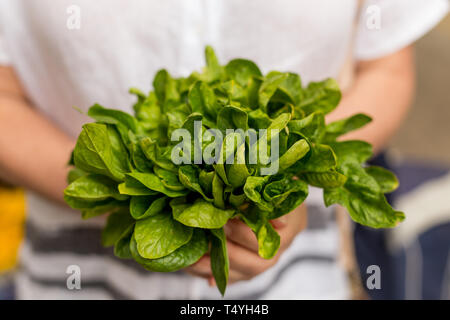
{"left": 331, "top": 140, "right": 373, "bottom": 166}
{"left": 217, "top": 105, "right": 248, "bottom": 132}
{"left": 196, "top": 46, "right": 224, "bottom": 83}
{"left": 210, "top": 228, "right": 229, "bottom": 296}
{"left": 278, "top": 139, "right": 310, "bottom": 171}
{"left": 173, "top": 199, "right": 235, "bottom": 229}
{"left": 365, "top": 166, "right": 399, "bottom": 193}
{"left": 296, "top": 144, "right": 337, "bottom": 173}
{"left": 271, "top": 73, "right": 303, "bottom": 105}
{"left": 128, "top": 132, "right": 153, "bottom": 172}
{"left": 225, "top": 58, "right": 262, "bottom": 87}
{"left": 140, "top": 137, "right": 178, "bottom": 172}
{"left": 73, "top": 123, "right": 129, "bottom": 181}
{"left": 188, "top": 81, "right": 219, "bottom": 125}
{"left": 300, "top": 78, "right": 341, "bottom": 115}
{"left": 257, "top": 221, "right": 280, "bottom": 259}
{"left": 107, "top": 124, "right": 132, "bottom": 170}
{"left": 323, "top": 186, "right": 346, "bottom": 207}
{"left": 114, "top": 224, "right": 134, "bottom": 259}
{"left": 134, "top": 212, "right": 193, "bottom": 259}
{"left": 178, "top": 166, "right": 213, "bottom": 201}
{"left": 323, "top": 163, "right": 403, "bottom": 228}
{"left": 267, "top": 112, "right": 291, "bottom": 133}
{"left": 130, "top": 195, "right": 167, "bottom": 219}
{"left": 102, "top": 209, "right": 135, "bottom": 247}
{"left": 64, "top": 196, "right": 125, "bottom": 219}
{"left": 154, "top": 166, "right": 185, "bottom": 191}
{"left": 118, "top": 176, "right": 159, "bottom": 196}
{"left": 199, "top": 170, "right": 215, "bottom": 195}
{"left": 87, "top": 104, "right": 139, "bottom": 133}
{"left": 243, "top": 176, "right": 273, "bottom": 211}
{"left": 240, "top": 209, "right": 280, "bottom": 259}
{"left": 324, "top": 187, "right": 405, "bottom": 228}
{"left": 133, "top": 92, "right": 162, "bottom": 130}
{"left": 64, "top": 174, "right": 128, "bottom": 201}
{"left": 67, "top": 168, "right": 87, "bottom": 184}
{"left": 248, "top": 109, "right": 272, "bottom": 130}
{"left": 267, "top": 178, "right": 308, "bottom": 220}
{"left": 323, "top": 113, "right": 372, "bottom": 142}
{"left": 258, "top": 72, "right": 289, "bottom": 111}
{"left": 166, "top": 103, "right": 192, "bottom": 136}
{"left": 342, "top": 162, "right": 381, "bottom": 199}
{"left": 214, "top": 131, "right": 244, "bottom": 186}
{"left": 126, "top": 172, "right": 188, "bottom": 197}
{"left": 153, "top": 69, "right": 180, "bottom": 105}
{"left": 130, "top": 229, "right": 208, "bottom": 272}
{"left": 229, "top": 191, "right": 246, "bottom": 208}
{"left": 300, "top": 170, "right": 347, "bottom": 188}
{"left": 288, "top": 112, "right": 325, "bottom": 143}
{"left": 263, "top": 177, "right": 305, "bottom": 206}
{"left": 212, "top": 173, "right": 226, "bottom": 209}
{"left": 227, "top": 143, "right": 251, "bottom": 188}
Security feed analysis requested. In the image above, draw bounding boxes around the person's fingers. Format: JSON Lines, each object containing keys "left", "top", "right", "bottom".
{"left": 224, "top": 218, "right": 259, "bottom": 252}
{"left": 270, "top": 215, "right": 289, "bottom": 229}
{"left": 185, "top": 205, "right": 308, "bottom": 284}
{"left": 186, "top": 241, "right": 277, "bottom": 283}
{"left": 271, "top": 204, "right": 308, "bottom": 251}
{"left": 184, "top": 255, "right": 211, "bottom": 278}
{"left": 226, "top": 240, "right": 278, "bottom": 277}
{"left": 186, "top": 254, "right": 250, "bottom": 284}
{"left": 208, "top": 277, "right": 215, "bottom": 287}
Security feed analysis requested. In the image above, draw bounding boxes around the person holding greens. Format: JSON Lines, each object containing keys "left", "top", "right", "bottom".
{"left": 0, "top": 0, "right": 447, "bottom": 299}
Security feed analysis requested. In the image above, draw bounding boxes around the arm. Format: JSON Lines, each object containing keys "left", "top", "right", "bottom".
{"left": 0, "top": 66, "right": 75, "bottom": 204}
{"left": 328, "top": 46, "right": 416, "bottom": 153}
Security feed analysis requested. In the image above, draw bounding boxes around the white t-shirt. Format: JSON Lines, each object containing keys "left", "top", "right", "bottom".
{"left": 0, "top": 0, "right": 447, "bottom": 300}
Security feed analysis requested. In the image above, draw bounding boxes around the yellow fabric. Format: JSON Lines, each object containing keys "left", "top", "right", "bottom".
{"left": 0, "top": 187, "right": 25, "bottom": 272}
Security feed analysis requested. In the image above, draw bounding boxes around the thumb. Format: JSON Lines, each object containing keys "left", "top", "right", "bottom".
{"left": 270, "top": 215, "right": 288, "bottom": 229}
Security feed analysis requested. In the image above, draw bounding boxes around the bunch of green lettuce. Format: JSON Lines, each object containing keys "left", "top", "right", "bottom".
{"left": 64, "top": 46, "right": 404, "bottom": 295}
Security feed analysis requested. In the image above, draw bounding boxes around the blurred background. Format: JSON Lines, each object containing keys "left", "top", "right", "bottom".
{"left": 354, "top": 14, "right": 450, "bottom": 300}
{"left": 0, "top": 14, "right": 449, "bottom": 301}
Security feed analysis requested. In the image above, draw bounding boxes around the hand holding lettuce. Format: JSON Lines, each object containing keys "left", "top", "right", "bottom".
{"left": 64, "top": 47, "right": 404, "bottom": 295}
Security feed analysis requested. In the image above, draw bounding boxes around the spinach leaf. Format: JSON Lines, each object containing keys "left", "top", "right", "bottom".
{"left": 300, "top": 170, "right": 347, "bottom": 188}
{"left": 365, "top": 166, "right": 399, "bottom": 193}
{"left": 324, "top": 186, "right": 405, "bottom": 228}
{"left": 64, "top": 196, "right": 125, "bottom": 219}
{"left": 73, "top": 123, "right": 130, "bottom": 181}
{"left": 188, "top": 81, "right": 219, "bottom": 127}
{"left": 87, "top": 103, "right": 140, "bottom": 133}
{"left": 210, "top": 228, "right": 229, "bottom": 296}
{"left": 323, "top": 113, "right": 372, "bottom": 142}
{"left": 114, "top": 224, "right": 134, "bottom": 259}
{"left": 126, "top": 172, "right": 189, "bottom": 197}
{"left": 130, "top": 229, "right": 208, "bottom": 272}
{"left": 134, "top": 212, "right": 193, "bottom": 259}
{"left": 225, "top": 59, "right": 262, "bottom": 87}
{"left": 65, "top": 174, "right": 128, "bottom": 202}
{"left": 130, "top": 195, "right": 167, "bottom": 220}
{"left": 172, "top": 199, "right": 235, "bottom": 229}
{"left": 258, "top": 72, "right": 289, "bottom": 111}
{"left": 300, "top": 78, "right": 341, "bottom": 115}
{"left": 178, "top": 166, "right": 213, "bottom": 201}
{"left": 67, "top": 167, "right": 87, "bottom": 184}
{"left": 102, "top": 209, "right": 135, "bottom": 247}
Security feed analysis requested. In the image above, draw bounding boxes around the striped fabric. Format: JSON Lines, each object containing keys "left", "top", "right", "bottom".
{"left": 15, "top": 189, "right": 350, "bottom": 300}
